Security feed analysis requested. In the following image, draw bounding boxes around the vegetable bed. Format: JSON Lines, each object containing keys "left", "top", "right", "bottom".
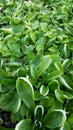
{"left": 0, "top": 0, "right": 73, "bottom": 129}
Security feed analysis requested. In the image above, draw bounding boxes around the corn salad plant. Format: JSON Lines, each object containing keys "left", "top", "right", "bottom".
{"left": 0, "top": 0, "right": 73, "bottom": 129}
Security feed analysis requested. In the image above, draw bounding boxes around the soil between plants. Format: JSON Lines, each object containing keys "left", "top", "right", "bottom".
{"left": 0, "top": 110, "right": 18, "bottom": 128}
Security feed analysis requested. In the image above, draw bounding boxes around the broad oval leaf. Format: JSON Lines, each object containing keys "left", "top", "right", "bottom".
{"left": 40, "top": 85, "right": 49, "bottom": 96}
{"left": 44, "top": 109, "right": 66, "bottom": 129}
{"left": 15, "top": 119, "right": 34, "bottom": 130}
{"left": 16, "top": 77, "right": 35, "bottom": 110}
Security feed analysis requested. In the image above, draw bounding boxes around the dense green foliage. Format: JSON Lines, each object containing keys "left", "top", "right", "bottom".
{"left": 0, "top": 0, "right": 73, "bottom": 129}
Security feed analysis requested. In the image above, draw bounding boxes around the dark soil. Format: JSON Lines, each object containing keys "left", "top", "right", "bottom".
{"left": 0, "top": 110, "right": 18, "bottom": 128}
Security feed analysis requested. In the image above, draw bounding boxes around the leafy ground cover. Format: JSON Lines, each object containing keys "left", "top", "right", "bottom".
{"left": 0, "top": 0, "right": 73, "bottom": 129}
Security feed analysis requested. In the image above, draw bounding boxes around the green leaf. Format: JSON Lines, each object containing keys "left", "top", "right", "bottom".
{"left": 16, "top": 77, "right": 35, "bottom": 110}
{"left": 15, "top": 119, "right": 34, "bottom": 130}
{"left": 37, "top": 55, "right": 52, "bottom": 77}
{"left": 44, "top": 109, "right": 66, "bottom": 129}
{"left": 63, "top": 44, "right": 70, "bottom": 58}
{"left": 30, "top": 64, "right": 38, "bottom": 80}
{"left": 40, "top": 96, "right": 50, "bottom": 108}
{"left": 42, "top": 69, "right": 62, "bottom": 84}
{"left": 40, "top": 85, "right": 49, "bottom": 96}
{"left": 68, "top": 114, "right": 73, "bottom": 128}
{"left": 30, "top": 32, "right": 36, "bottom": 43}
{"left": 35, "top": 37, "right": 46, "bottom": 53}
{"left": 0, "top": 92, "right": 21, "bottom": 113}
{"left": 0, "top": 0, "right": 73, "bottom": 129}
{"left": 60, "top": 121, "right": 70, "bottom": 130}
{"left": 63, "top": 92, "right": 73, "bottom": 99}
{"left": 49, "top": 79, "right": 60, "bottom": 92}
{"left": 34, "top": 105, "right": 44, "bottom": 120}
{"left": 46, "top": 70, "right": 62, "bottom": 82}
{"left": 0, "top": 68, "right": 8, "bottom": 82}
{"left": 51, "top": 54, "right": 61, "bottom": 63}
{"left": 55, "top": 89, "right": 64, "bottom": 103}
{"left": 20, "top": 103, "right": 28, "bottom": 118}
{"left": 34, "top": 91, "right": 41, "bottom": 101}
{"left": 21, "top": 35, "right": 29, "bottom": 45}
{"left": 59, "top": 75, "right": 73, "bottom": 90}
{"left": 11, "top": 93, "right": 21, "bottom": 113}
{"left": 4, "top": 62, "right": 22, "bottom": 67}
{"left": 0, "top": 78, "right": 15, "bottom": 92}
{"left": 40, "top": 22, "right": 48, "bottom": 32}
{"left": 10, "top": 110, "right": 22, "bottom": 122}
{"left": 0, "top": 117, "right": 3, "bottom": 125}
{"left": 62, "top": 59, "right": 71, "bottom": 70}
{"left": 1, "top": 28, "right": 13, "bottom": 35}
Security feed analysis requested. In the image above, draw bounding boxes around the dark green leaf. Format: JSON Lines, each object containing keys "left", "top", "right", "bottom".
{"left": 44, "top": 110, "right": 66, "bottom": 129}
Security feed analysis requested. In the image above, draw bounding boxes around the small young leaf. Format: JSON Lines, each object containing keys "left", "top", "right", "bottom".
{"left": 34, "top": 105, "right": 44, "bottom": 120}
{"left": 49, "top": 79, "right": 60, "bottom": 92}
{"left": 55, "top": 89, "right": 64, "bottom": 103}
{"left": 40, "top": 85, "right": 49, "bottom": 96}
